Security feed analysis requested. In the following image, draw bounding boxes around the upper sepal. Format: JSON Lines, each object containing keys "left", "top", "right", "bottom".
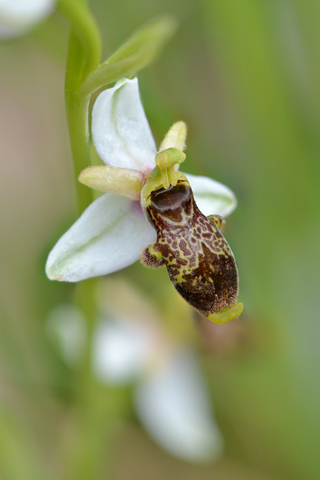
{"left": 92, "top": 78, "right": 157, "bottom": 172}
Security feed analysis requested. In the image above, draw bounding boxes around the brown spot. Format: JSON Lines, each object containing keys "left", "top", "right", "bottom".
{"left": 202, "top": 232, "right": 213, "bottom": 239}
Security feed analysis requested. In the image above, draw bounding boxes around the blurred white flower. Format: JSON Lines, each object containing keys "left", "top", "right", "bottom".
{"left": 46, "top": 78, "right": 237, "bottom": 282}
{"left": 0, "top": 0, "right": 55, "bottom": 39}
{"left": 47, "top": 281, "right": 224, "bottom": 463}
{"left": 134, "top": 349, "right": 223, "bottom": 462}
{"left": 93, "top": 314, "right": 224, "bottom": 462}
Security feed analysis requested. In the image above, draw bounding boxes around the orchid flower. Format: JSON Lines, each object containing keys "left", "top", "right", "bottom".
{"left": 46, "top": 78, "right": 243, "bottom": 323}
{"left": 0, "top": 0, "right": 55, "bottom": 39}
{"left": 46, "top": 279, "right": 224, "bottom": 463}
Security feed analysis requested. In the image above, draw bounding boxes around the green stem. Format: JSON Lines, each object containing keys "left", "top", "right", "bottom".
{"left": 56, "top": 0, "right": 102, "bottom": 215}
{"left": 57, "top": 0, "right": 101, "bottom": 84}
{"left": 54, "top": 3, "right": 114, "bottom": 478}
{"left": 65, "top": 81, "right": 92, "bottom": 215}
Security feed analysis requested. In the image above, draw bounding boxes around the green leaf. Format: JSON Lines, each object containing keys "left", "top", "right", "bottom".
{"left": 79, "top": 15, "right": 177, "bottom": 95}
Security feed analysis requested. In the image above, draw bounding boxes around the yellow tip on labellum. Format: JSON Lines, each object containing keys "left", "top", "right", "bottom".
{"left": 208, "top": 302, "right": 244, "bottom": 324}
{"left": 79, "top": 165, "right": 143, "bottom": 200}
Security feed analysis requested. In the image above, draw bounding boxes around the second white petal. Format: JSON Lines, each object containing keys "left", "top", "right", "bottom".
{"left": 46, "top": 194, "right": 157, "bottom": 282}
{"left": 185, "top": 173, "right": 237, "bottom": 218}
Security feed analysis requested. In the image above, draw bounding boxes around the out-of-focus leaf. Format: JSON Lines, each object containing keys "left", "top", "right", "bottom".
{"left": 79, "top": 15, "right": 177, "bottom": 94}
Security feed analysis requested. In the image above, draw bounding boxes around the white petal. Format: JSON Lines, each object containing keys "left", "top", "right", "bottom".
{"left": 135, "top": 349, "right": 224, "bottom": 462}
{"left": 46, "top": 194, "right": 157, "bottom": 282}
{"left": 0, "top": 0, "right": 54, "bottom": 39}
{"left": 92, "top": 78, "right": 157, "bottom": 172}
{"left": 185, "top": 173, "right": 237, "bottom": 218}
{"left": 92, "top": 316, "right": 155, "bottom": 385}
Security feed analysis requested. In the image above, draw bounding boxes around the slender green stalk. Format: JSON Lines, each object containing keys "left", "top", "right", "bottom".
{"left": 58, "top": 0, "right": 99, "bottom": 375}
{"left": 55, "top": 3, "right": 109, "bottom": 479}
{"left": 65, "top": 82, "right": 92, "bottom": 215}
{"left": 56, "top": 0, "right": 101, "bottom": 215}
{"left": 57, "top": 0, "right": 101, "bottom": 83}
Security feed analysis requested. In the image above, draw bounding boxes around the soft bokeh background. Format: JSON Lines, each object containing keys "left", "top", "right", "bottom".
{"left": 1, "top": 1, "right": 320, "bottom": 479}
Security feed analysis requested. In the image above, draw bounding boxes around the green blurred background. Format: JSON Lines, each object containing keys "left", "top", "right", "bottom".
{"left": 1, "top": 0, "right": 320, "bottom": 479}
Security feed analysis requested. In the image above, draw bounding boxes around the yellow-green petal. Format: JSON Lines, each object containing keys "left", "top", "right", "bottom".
{"left": 79, "top": 165, "right": 143, "bottom": 200}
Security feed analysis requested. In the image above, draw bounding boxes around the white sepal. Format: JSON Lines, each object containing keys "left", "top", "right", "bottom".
{"left": 134, "top": 349, "right": 224, "bottom": 462}
{"left": 185, "top": 172, "right": 237, "bottom": 218}
{"left": 92, "top": 78, "right": 157, "bottom": 172}
{"left": 46, "top": 194, "right": 157, "bottom": 282}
